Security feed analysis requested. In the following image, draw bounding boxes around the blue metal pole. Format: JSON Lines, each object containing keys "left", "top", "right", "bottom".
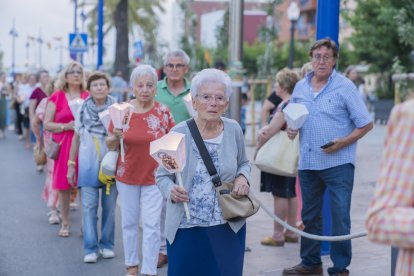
{"left": 97, "top": 0, "right": 104, "bottom": 69}
{"left": 315, "top": 0, "right": 340, "bottom": 256}
{"left": 74, "top": 0, "right": 78, "bottom": 32}
{"left": 316, "top": 0, "right": 340, "bottom": 44}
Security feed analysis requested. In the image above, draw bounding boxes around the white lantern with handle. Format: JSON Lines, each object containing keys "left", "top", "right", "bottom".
{"left": 108, "top": 102, "right": 135, "bottom": 162}
{"left": 68, "top": 98, "right": 85, "bottom": 120}
{"left": 283, "top": 103, "right": 309, "bottom": 130}
{"left": 150, "top": 131, "right": 190, "bottom": 221}
{"left": 183, "top": 93, "right": 196, "bottom": 117}
{"left": 98, "top": 110, "right": 111, "bottom": 132}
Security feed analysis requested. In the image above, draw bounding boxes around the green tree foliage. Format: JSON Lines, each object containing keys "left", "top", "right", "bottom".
{"left": 345, "top": 0, "right": 414, "bottom": 98}
{"left": 395, "top": 0, "right": 414, "bottom": 49}
{"left": 336, "top": 41, "right": 358, "bottom": 72}
{"left": 85, "top": 0, "right": 164, "bottom": 78}
{"left": 345, "top": 0, "right": 413, "bottom": 73}
{"left": 176, "top": 0, "right": 200, "bottom": 70}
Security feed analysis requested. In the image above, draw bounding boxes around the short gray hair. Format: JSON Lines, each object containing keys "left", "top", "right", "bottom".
{"left": 190, "top": 68, "right": 232, "bottom": 99}
{"left": 129, "top": 64, "right": 158, "bottom": 87}
{"left": 163, "top": 49, "right": 190, "bottom": 65}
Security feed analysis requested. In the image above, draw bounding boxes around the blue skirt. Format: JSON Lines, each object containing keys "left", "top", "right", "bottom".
{"left": 167, "top": 223, "right": 246, "bottom": 276}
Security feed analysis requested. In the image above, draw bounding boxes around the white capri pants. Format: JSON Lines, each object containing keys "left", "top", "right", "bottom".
{"left": 116, "top": 180, "right": 163, "bottom": 275}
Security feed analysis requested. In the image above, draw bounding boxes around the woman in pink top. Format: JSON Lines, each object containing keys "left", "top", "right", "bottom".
{"left": 44, "top": 61, "right": 89, "bottom": 237}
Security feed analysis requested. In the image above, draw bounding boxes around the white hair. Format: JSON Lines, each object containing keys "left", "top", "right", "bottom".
{"left": 190, "top": 68, "right": 232, "bottom": 99}
{"left": 163, "top": 49, "right": 190, "bottom": 65}
{"left": 129, "top": 64, "right": 158, "bottom": 87}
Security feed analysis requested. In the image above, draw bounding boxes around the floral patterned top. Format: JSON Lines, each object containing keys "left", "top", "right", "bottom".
{"left": 179, "top": 132, "right": 226, "bottom": 228}
{"left": 109, "top": 101, "right": 175, "bottom": 185}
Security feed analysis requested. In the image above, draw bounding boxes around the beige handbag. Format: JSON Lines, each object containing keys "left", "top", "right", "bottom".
{"left": 33, "top": 145, "right": 47, "bottom": 165}
{"left": 255, "top": 130, "right": 299, "bottom": 177}
{"left": 215, "top": 181, "right": 260, "bottom": 221}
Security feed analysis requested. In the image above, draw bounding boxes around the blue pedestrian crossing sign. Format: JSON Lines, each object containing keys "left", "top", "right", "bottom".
{"left": 69, "top": 33, "right": 88, "bottom": 53}
{"left": 133, "top": 40, "right": 144, "bottom": 59}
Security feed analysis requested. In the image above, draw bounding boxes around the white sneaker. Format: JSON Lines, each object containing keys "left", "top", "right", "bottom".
{"left": 70, "top": 202, "right": 78, "bottom": 211}
{"left": 83, "top": 252, "right": 98, "bottom": 263}
{"left": 47, "top": 210, "right": 60, "bottom": 224}
{"left": 99, "top": 248, "right": 115, "bottom": 259}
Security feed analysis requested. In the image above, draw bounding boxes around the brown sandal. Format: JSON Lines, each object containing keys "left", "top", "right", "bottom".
{"left": 260, "top": 236, "right": 285, "bottom": 247}
{"left": 58, "top": 224, "right": 70, "bottom": 237}
{"left": 126, "top": 265, "right": 139, "bottom": 276}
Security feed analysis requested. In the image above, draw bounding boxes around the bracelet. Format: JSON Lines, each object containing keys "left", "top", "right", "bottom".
{"left": 67, "top": 160, "right": 76, "bottom": 167}
{"left": 60, "top": 124, "right": 65, "bottom": 132}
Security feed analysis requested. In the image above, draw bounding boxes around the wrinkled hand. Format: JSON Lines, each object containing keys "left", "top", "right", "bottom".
{"left": 170, "top": 185, "right": 189, "bottom": 203}
{"left": 322, "top": 138, "right": 344, "bottom": 154}
{"left": 287, "top": 128, "right": 298, "bottom": 140}
{"left": 66, "top": 121, "right": 75, "bottom": 131}
{"left": 112, "top": 128, "right": 123, "bottom": 140}
{"left": 67, "top": 165, "right": 76, "bottom": 187}
{"left": 232, "top": 175, "right": 249, "bottom": 197}
{"left": 258, "top": 125, "right": 271, "bottom": 142}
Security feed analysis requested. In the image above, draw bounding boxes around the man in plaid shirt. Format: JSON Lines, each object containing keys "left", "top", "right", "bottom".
{"left": 283, "top": 38, "right": 373, "bottom": 276}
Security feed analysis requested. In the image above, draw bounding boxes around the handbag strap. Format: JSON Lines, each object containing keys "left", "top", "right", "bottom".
{"left": 186, "top": 119, "right": 222, "bottom": 188}
{"left": 92, "top": 137, "right": 102, "bottom": 162}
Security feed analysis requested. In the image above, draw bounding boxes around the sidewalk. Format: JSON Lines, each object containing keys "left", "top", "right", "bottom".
{"left": 243, "top": 124, "right": 389, "bottom": 276}
{"left": 0, "top": 124, "right": 389, "bottom": 276}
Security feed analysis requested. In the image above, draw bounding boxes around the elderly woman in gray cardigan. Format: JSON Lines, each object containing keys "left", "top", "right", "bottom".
{"left": 156, "top": 68, "right": 251, "bottom": 276}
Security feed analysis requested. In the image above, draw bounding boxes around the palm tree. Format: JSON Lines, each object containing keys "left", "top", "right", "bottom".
{"left": 84, "top": 0, "right": 164, "bottom": 79}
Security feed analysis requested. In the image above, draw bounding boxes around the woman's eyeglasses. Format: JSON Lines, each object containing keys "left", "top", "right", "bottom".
{"left": 67, "top": 70, "right": 83, "bottom": 75}
{"left": 197, "top": 94, "right": 227, "bottom": 104}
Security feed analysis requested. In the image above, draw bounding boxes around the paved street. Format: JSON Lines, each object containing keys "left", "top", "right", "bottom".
{"left": 0, "top": 124, "right": 389, "bottom": 276}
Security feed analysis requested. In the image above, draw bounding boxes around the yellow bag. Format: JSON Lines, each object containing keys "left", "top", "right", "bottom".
{"left": 93, "top": 138, "right": 116, "bottom": 195}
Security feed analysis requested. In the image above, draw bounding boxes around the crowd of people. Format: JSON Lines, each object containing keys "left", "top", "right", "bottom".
{"left": 0, "top": 39, "right": 385, "bottom": 276}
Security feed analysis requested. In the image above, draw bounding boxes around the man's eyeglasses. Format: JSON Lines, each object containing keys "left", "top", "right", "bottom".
{"left": 311, "top": 55, "right": 334, "bottom": 63}
{"left": 197, "top": 94, "right": 227, "bottom": 104}
{"left": 67, "top": 70, "right": 83, "bottom": 75}
{"left": 165, "top": 63, "right": 186, "bottom": 70}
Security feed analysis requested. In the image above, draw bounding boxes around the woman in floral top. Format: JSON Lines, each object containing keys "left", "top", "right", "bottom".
{"left": 156, "top": 69, "right": 251, "bottom": 276}
{"left": 107, "top": 65, "right": 175, "bottom": 276}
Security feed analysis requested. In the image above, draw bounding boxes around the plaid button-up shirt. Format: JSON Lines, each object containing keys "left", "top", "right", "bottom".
{"left": 291, "top": 70, "right": 372, "bottom": 170}
{"left": 366, "top": 100, "right": 414, "bottom": 276}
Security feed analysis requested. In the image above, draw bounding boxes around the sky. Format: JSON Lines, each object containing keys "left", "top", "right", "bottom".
{"left": 0, "top": 0, "right": 174, "bottom": 74}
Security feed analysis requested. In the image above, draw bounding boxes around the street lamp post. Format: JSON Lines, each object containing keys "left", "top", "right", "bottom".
{"left": 228, "top": 0, "right": 244, "bottom": 122}
{"left": 9, "top": 18, "right": 18, "bottom": 78}
{"left": 37, "top": 31, "right": 43, "bottom": 68}
{"left": 287, "top": 1, "right": 300, "bottom": 69}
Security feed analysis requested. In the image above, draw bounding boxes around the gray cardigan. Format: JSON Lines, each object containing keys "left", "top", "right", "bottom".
{"left": 156, "top": 117, "right": 251, "bottom": 244}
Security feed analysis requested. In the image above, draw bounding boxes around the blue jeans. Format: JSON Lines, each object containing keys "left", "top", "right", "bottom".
{"left": 81, "top": 185, "right": 118, "bottom": 255}
{"left": 299, "top": 163, "right": 354, "bottom": 275}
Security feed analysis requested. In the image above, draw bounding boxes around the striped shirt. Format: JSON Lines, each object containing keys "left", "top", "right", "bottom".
{"left": 366, "top": 100, "right": 414, "bottom": 276}
{"left": 291, "top": 70, "right": 372, "bottom": 170}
